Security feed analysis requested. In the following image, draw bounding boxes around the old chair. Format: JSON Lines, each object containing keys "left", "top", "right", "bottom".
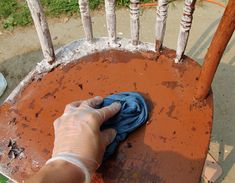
{"left": 0, "top": 0, "right": 234, "bottom": 182}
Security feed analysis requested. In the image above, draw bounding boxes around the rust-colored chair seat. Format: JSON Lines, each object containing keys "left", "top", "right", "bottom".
{"left": 0, "top": 49, "right": 213, "bottom": 182}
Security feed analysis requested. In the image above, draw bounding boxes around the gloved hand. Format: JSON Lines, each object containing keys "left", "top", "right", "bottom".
{"left": 46, "top": 96, "right": 121, "bottom": 182}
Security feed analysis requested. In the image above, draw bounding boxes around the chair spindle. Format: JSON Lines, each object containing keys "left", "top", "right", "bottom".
{"left": 79, "top": 0, "right": 93, "bottom": 42}
{"left": 130, "top": 0, "right": 140, "bottom": 46}
{"left": 105, "top": 0, "right": 117, "bottom": 44}
{"left": 26, "top": 0, "right": 55, "bottom": 64}
{"left": 175, "top": 0, "right": 197, "bottom": 63}
{"left": 155, "top": 0, "right": 168, "bottom": 52}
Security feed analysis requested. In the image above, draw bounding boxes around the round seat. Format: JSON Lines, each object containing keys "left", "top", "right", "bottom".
{"left": 0, "top": 48, "right": 213, "bottom": 182}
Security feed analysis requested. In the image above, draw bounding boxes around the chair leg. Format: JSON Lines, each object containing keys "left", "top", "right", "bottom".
{"left": 195, "top": 0, "right": 235, "bottom": 100}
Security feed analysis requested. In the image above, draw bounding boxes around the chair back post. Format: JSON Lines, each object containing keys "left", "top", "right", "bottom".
{"left": 78, "top": 0, "right": 93, "bottom": 42}
{"left": 26, "top": 0, "right": 55, "bottom": 64}
{"left": 155, "top": 0, "right": 168, "bottom": 53}
{"left": 195, "top": 0, "right": 235, "bottom": 100}
{"left": 175, "top": 0, "right": 197, "bottom": 63}
{"left": 105, "top": 0, "right": 117, "bottom": 44}
{"left": 130, "top": 0, "right": 140, "bottom": 46}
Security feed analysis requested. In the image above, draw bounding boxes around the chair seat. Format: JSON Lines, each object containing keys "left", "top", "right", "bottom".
{"left": 0, "top": 49, "right": 213, "bottom": 182}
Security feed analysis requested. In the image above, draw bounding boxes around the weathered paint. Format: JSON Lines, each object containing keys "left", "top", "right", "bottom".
{"left": 0, "top": 49, "right": 213, "bottom": 182}
{"left": 5, "top": 38, "right": 155, "bottom": 104}
{"left": 78, "top": 0, "right": 93, "bottom": 42}
{"left": 26, "top": 0, "right": 55, "bottom": 63}
{"left": 130, "top": 0, "right": 140, "bottom": 46}
{"left": 155, "top": 0, "right": 168, "bottom": 53}
{"left": 175, "top": 0, "right": 197, "bottom": 63}
{"left": 105, "top": 0, "right": 117, "bottom": 44}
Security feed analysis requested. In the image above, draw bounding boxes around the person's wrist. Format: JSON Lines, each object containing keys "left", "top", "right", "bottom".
{"left": 26, "top": 160, "right": 85, "bottom": 183}
{"left": 45, "top": 160, "right": 85, "bottom": 182}
{"left": 46, "top": 152, "right": 91, "bottom": 183}
{"left": 47, "top": 160, "right": 85, "bottom": 177}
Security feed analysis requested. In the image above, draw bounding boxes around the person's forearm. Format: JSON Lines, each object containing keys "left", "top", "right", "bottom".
{"left": 26, "top": 160, "right": 85, "bottom": 183}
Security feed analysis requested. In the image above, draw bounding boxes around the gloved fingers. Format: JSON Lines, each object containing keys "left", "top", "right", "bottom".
{"left": 82, "top": 96, "right": 103, "bottom": 108}
{"left": 64, "top": 96, "right": 103, "bottom": 113}
{"left": 101, "top": 128, "right": 117, "bottom": 148}
{"left": 64, "top": 100, "right": 82, "bottom": 113}
{"left": 97, "top": 102, "right": 121, "bottom": 124}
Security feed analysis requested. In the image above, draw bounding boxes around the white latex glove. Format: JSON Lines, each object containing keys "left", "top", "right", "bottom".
{"left": 46, "top": 96, "right": 121, "bottom": 182}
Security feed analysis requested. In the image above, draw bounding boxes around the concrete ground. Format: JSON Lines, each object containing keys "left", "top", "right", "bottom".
{"left": 0, "top": 1, "right": 234, "bottom": 182}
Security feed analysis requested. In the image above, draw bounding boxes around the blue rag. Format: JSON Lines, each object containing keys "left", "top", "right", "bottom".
{"left": 100, "top": 92, "right": 149, "bottom": 159}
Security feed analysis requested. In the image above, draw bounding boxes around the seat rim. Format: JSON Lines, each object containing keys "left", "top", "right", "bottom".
{"left": 5, "top": 37, "right": 156, "bottom": 104}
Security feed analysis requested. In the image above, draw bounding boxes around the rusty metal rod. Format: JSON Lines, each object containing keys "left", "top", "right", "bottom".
{"left": 195, "top": 0, "right": 235, "bottom": 100}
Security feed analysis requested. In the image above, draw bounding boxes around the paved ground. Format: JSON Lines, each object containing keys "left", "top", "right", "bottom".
{"left": 0, "top": 1, "right": 234, "bottom": 182}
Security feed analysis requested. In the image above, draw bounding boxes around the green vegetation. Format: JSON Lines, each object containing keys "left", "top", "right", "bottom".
{"left": 0, "top": 0, "right": 228, "bottom": 29}
{"left": 0, "top": 0, "right": 132, "bottom": 29}
{"left": 0, "top": 0, "right": 80, "bottom": 29}
{"left": 0, "top": 0, "right": 31, "bottom": 29}
{"left": 0, "top": 174, "right": 7, "bottom": 183}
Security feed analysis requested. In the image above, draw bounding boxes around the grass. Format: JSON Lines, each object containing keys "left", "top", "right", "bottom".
{"left": 0, "top": 0, "right": 31, "bottom": 29}
{"left": 0, "top": 0, "right": 227, "bottom": 30}
{"left": 0, "top": 0, "right": 134, "bottom": 30}
{"left": 0, "top": 174, "right": 7, "bottom": 183}
{"left": 0, "top": 0, "right": 91, "bottom": 29}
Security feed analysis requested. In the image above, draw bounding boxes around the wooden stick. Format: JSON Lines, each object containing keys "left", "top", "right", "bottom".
{"left": 175, "top": 0, "right": 197, "bottom": 63}
{"left": 130, "top": 0, "right": 140, "bottom": 46}
{"left": 78, "top": 0, "right": 93, "bottom": 42}
{"left": 155, "top": 0, "right": 168, "bottom": 52}
{"left": 105, "top": 0, "right": 116, "bottom": 44}
{"left": 26, "top": 0, "right": 55, "bottom": 64}
{"left": 195, "top": 0, "right": 235, "bottom": 100}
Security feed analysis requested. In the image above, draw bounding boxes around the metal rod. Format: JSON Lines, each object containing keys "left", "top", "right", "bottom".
{"left": 26, "top": 0, "right": 55, "bottom": 64}
{"left": 130, "top": 0, "right": 140, "bottom": 46}
{"left": 175, "top": 0, "right": 197, "bottom": 63}
{"left": 155, "top": 0, "right": 168, "bottom": 52}
{"left": 195, "top": 0, "right": 235, "bottom": 100}
{"left": 105, "top": 0, "right": 116, "bottom": 44}
{"left": 78, "top": 0, "right": 93, "bottom": 42}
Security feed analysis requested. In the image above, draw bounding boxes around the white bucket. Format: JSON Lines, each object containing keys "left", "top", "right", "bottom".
{"left": 0, "top": 73, "right": 7, "bottom": 97}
